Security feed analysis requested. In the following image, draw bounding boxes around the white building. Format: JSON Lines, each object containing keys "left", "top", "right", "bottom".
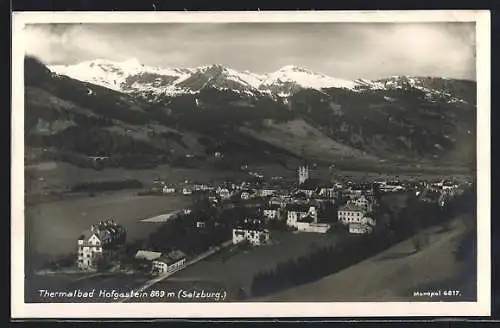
{"left": 343, "top": 213, "right": 375, "bottom": 234}
{"left": 338, "top": 204, "right": 366, "bottom": 225}
{"left": 258, "top": 188, "right": 277, "bottom": 197}
{"left": 348, "top": 195, "right": 374, "bottom": 212}
{"left": 298, "top": 166, "right": 309, "bottom": 185}
{"left": 232, "top": 228, "right": 270, "bottom": 246}
{"left": 241, "top": 190, "right": 255, "bottom": 200}
{"left": 263, "top": 204, "right": 281, "bottom": 220}
{"left": 193, "top": 184, "right": 211, "bottom": 192}
{"left": 306, "top": 223, "right": 331, "bottom": 233}
{"left": 152, "top": 250, "right": 187, "bottom": 274}
{"left": 216, "top": 187, "right": 231, "bottom": 200}
{"left": 297, "top": 222, "right": 331, "bottom": 233}
{"left": 294, "top": 212, "right": 331, "bottom": 232}
{"left": 195, "top": 221, "right": 206, "bottom": 229}
{"left": 77, "top": 231, "right": 103, "bottom": 270}
{"left": 232, "top": 218, "right": 270, "bottom": 246}
{"left": 77, "top": 221, "right": 125, "bottom": 270}
{"left": 162, "top": 186, "right": 176, "bottom": 194}
{"left": 319, "top": 187, "right": 337, "bottom": 199}
{"left": 286, "top": 204, "right": 318, "bottom": 228}
{"left": 286, "top": 204, "right": 317, "bottom": 227}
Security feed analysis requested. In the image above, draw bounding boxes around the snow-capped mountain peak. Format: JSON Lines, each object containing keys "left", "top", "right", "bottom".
{"left": 258, "top": 65, "right": 359, "bottom": 97}
{"left": 119, "top": 57, "right": 142, "bottom": 68}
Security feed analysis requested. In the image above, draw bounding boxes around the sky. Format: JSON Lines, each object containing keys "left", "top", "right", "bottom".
{"left": 24, "top": 22, "right": 476, "bottom": 80}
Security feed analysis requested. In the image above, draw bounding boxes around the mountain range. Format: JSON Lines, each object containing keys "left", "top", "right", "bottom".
{"left": 25, "top": 56, "right": 476, "bottom": 174}
{"left": 49, "top": 59, "right": 474, "bottom": 104}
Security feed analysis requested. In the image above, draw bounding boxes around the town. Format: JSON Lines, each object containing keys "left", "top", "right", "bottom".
{"left": 73, "top": 163, "right": 471, "bottom": 287}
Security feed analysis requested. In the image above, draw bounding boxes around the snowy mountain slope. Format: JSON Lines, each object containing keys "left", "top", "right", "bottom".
{"left": 49, "top": 60, "right": 363, "bottom": 100}
{"left": 172, "top": 64, "right": 266, "bottom": 96}
{"left": 355, "top": 76, "right": 476, "bottom": 105}
{"left": 48, "top": 59, "right": 475, "bottom": 105}
{"left": 259, "top": 65, "right": 359, "bottom": 97}
{"left": 49, "top": 58, "right": 192, "bottom": 92}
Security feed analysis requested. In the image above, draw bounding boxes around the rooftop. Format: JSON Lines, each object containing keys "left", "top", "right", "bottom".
{"left": 135, "top": 250, "right": 162, "bottom": 261}
{"left": 297, "top": 215, "right": 315, "bottom": 223}
{"left": 78, "top": 229, "right": 97, "bottom": 241}
{"left": 235, "top": 217, "right": 267, "bottom": 231}
{"left": 349, "top": 223, "right": 372, "bottom": 229}
{"left": 310, "top": 223, "right": 331, "bottom": 228}
{"left": 286, "top": 204, "right": 313, "bottom": 212}
{"left": 155, "top": 250, "right": 187, "bottom": 265}
{"left": 338, "top": 204, "right": 366, "bottom": 212}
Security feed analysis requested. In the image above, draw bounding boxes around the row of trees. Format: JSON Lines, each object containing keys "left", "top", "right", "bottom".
{"left": 250, "top": 184, "right": 476, "bottom": 298}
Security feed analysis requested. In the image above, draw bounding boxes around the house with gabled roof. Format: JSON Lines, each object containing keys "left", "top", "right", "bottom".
{"left": 77, "top": 230, "right": 103, "bottom": 270}
{"left": 77, "top": 220, "right": 126, "bottom": 270}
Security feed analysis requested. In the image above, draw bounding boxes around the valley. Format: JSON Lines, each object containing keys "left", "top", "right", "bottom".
{"left": 24, "top": 56, "right": 476, "bottom": 175}
{"left": 22, "top": 55, "right": 477, "bottom": 304}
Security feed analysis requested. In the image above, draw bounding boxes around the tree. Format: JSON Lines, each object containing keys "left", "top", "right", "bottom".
{"left": 412, "top": 232, "right": 429, "bottom": 253}
{"left": 412, "top": 235, "right": 422, "bottom": 252}
{"left": 94, "top": 254, "right": 113, "bottom": 271}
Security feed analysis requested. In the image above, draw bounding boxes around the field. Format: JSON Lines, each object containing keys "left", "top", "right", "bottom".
{"left": 25, "top": 191, "right": 191, "bottom": 270}
{"left": 149, "top": 231, "right": 347, "bottom": 300}
{"left": 25, "top": 161, "right": 255, "bottom": 195}
{"left": 260, "top": 215, "right": 476, "bottom": 302}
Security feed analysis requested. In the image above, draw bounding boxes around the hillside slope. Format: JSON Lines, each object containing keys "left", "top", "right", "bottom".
{"left": 260, "top": 216, "right": 476, "bottom": 302}
{"left": 240, "top": 119, "right": 379, "bottom": 162}
{"left": 26, "top": 56, "right": 477, "bottom": 172}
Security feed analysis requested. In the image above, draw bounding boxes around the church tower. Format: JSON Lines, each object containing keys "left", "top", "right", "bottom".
{"left": 298, "top": 166, "right": 309, "bottom": 185}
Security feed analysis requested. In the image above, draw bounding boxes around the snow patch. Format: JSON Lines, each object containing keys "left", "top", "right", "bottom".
{"left": 261, "top": 65, "right": 358, "bottom": 90}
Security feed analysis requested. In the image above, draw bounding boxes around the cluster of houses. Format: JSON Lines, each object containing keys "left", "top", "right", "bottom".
{"left": 77, "top": 220, "right": 126, "bottom": 270}
{"left": 416, "top": 179, "right": 466, "bottom": 206}
{"left": 77, "top": 166, "right": 469, "bottom": 272}
{"left": 229, "top": 166, "right": 383, "bottom": 245}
